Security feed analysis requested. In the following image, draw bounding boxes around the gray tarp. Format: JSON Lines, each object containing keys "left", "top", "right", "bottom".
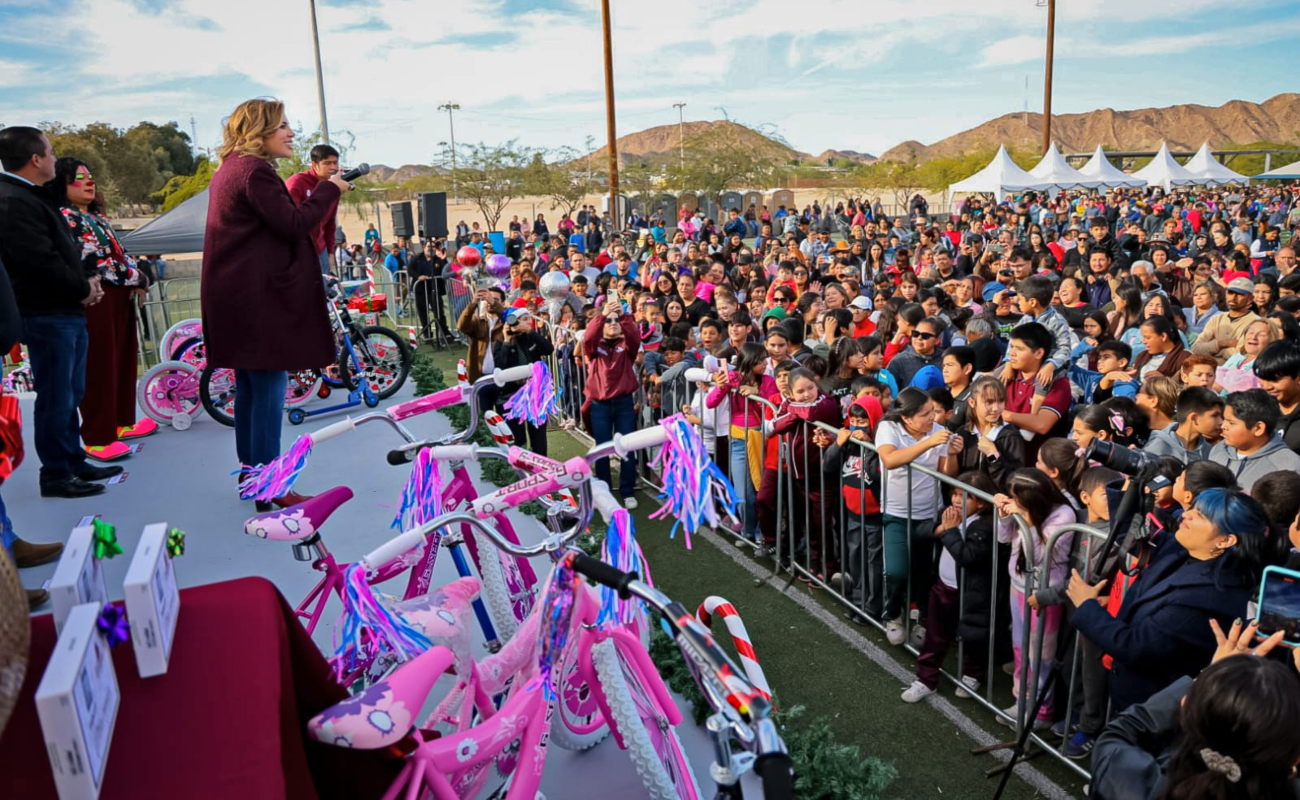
{"left": 119, "top": 189, "right": 208, "bottom": 255}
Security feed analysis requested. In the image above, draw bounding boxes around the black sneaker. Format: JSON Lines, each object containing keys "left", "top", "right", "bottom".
{"left": 41, "top": 478, "right": 107, "bottom": 498}
{"left": 76, "top": 463, "right": 125, "bottom": 482}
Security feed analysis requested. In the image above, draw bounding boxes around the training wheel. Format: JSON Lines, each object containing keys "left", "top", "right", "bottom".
{"left": 317, "top": 385, "right": 331, "bottom": 399}
{"left": 172, "top": 411, "right": 192, "bottom": 431}
{"left": 288, "top": 408, "right": 306, "bottom": 425}
{"left": 363, "top": 389, "right": 380, "bottom": 408}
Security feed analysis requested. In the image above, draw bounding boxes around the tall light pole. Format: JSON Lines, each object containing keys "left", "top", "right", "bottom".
{"left": 600, "top": 0, "right": 619, "bottom": 225}
{"left": 308, "top": 0, "right": 330, "bottom": 143}
{"left": 438, "top": 103, "right": 460, "bottom": 202}
{"left": 1040, "top": 0, "right": 1056, "bottom": 154}
{"left": 672, "top": 102, "right": 686, "bottom": 176}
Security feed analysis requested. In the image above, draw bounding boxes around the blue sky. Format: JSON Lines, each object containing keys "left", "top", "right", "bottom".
{"left": 3, "top": 0, "right": 1299, "bottom": 167}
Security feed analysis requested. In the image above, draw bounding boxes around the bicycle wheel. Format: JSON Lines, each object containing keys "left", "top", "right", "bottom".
{"left": 285, "top": 369, "right": 321, "bottom": 407}
{"left": 474, "top": 540, "right": 519, "bottom": 643}
{"left": 592, "top": 637, "right": 701, "bottom": 800}
{"left": 137, "top": 361, "right": 204, "bottom": 426}
{"left": 199, "top": 364, "right": 237, "bottom": 427}
{"left": 549, "top": 647, "right": 610, "bottom": 751}
{"left": 352, "top": 325, "right": 411, "bottom": 399}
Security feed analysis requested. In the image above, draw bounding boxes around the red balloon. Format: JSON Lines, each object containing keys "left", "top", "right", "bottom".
{"left": 456, "top": 246, "right": 482, "bottom": 268}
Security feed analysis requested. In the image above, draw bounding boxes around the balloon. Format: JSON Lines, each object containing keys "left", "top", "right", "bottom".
{"left": 485, "top": 253, "right": 512, "bottom": 280}
{"left": 456, "top": 246, "right": 481, "bottom": 268}
{"left": 538, "top": 271, "right": 571, "bottom": 302}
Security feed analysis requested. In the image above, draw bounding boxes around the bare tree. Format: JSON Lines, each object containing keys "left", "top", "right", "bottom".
{"left": 445, "top": 140, "right": 532, "bottom": 232}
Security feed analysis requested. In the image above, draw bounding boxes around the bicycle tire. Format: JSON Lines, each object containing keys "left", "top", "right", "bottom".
{"left": 474, "top": 538, "right": 520, "bottom": 643}
{"left": 199, "top": 364, "right": 237, "bottom": 427}
{"left": 285, "top": 369, "right": 321, "bottom": 407}
{"left": 137, "top": 361, "right": 204, "bottom": 426}
{"left": 592, "top": 637, "right": 702, "bottom": 800}
{"left": 354, "top": 325, "right": 411, "bottom": 399}
{"left": 170, "top": 335, "right": 205, "bottom": 365}
{"left": 549, "top": 650, "right": 610, "bottom": 751}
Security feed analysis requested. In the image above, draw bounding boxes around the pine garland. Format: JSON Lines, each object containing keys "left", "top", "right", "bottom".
{"left": 648, "top": 616, "right": 896, "bottom": 800}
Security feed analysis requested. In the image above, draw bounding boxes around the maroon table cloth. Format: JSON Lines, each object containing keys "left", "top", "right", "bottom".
{"left": 1, "top": 577, "right": 398, "bottom": 799}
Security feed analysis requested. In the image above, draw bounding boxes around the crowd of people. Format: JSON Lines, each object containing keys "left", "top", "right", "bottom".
{"left": 447, "top": 182, "right": 1300, "bottom": 796}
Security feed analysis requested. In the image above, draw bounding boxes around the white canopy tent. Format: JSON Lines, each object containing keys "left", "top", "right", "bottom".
{"left": 947, "top": 145, "right": 1054, "bottom": 196}
{"left": 1184, "top": 143, "right": 1250, "bottom": 186}
{"left": 1027, "top": 142, "right": 1104, "bottom": 192}
{"left": 1131, "top": 142, "right": 1200, "bottom": 191}
{"left": 1253, "top": 161, "right": 1300, "bottom": 180}
{"left": 1077, "top": 145, "right": 1146, "bottom": 189}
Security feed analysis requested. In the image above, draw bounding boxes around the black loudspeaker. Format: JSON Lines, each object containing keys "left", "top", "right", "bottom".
{"left": 419, "top": 192, "right": 448, "bottom": 238}
{"left": 391, "top": 201, "right": 414, "bottom": 238}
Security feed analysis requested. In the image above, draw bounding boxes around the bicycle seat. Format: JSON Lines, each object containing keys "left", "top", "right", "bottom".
{"left": 309, "top": 644, "right": 457, "bottom": 750}
{"left": 308, "top": 577, "right": 481, "bottom": 750}
{"left": 243, "top": 486, "right": 353, "bottom": 541}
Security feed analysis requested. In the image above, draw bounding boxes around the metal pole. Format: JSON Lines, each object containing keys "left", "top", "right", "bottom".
{"left": 601, "top": 0, "right": 620, "bottom": 226}
{"left": 308, "top": 0, "right": 330, "bottom": 144}
{"left": 673, "top": 102, "right": 686, "bottom": 175}
{"left": 439, "top": 104, "right": 460, "bottom": 203}
{"left": 1041, "top": 0, "right": 1055, "bottom": 155}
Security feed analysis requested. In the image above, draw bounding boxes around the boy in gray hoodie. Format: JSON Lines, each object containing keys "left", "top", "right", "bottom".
{"left": 1144, "top": 386, "right": 1223, "bottom": 465}
{"left": 1209, "top": 388, "right": 1300, "bottom": 492}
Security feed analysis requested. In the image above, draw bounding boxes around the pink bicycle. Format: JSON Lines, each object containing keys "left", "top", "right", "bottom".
{"left": 308, "top": 429, "right": 718, "bottom": 800}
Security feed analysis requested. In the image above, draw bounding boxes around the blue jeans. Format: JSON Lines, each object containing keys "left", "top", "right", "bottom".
{"left": 589, "top": 394, "right": 637, "bottom": 498}
{"left": 22, "top": 315, "right": 89, "bottom": 486}
{"left": 234, "top": 369, "right": 288, "bottom": 470}
{"left": 729, "top": 437, "right": 757, "bottom": 538}
{"left": 318, "top": 249, "right": 330, "bottom": 275}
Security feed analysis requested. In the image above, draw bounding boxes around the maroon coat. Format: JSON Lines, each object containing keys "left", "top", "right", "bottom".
{"left": 201, "top": 154, "right": 339, "bottom": 370}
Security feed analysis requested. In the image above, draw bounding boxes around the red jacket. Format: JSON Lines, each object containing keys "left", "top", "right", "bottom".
{"left": 771, "top": 393, "right": 842, "bottom": 480}
{"left": 285, "top": 169, "right": 339, "bottom": 257}
{"left": 201, "top": 155, "right": 337, "bottom": 370}
{"left": 583, "top": 313, "right": 641, "bottom": 402}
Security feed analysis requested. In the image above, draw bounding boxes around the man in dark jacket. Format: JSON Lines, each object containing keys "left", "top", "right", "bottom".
{"left": 887, "top": 317, "right": 943, "bottom": 388}
{"left": 0, "top": 126, "right": 117, "bottom": 499}
{"left": 491, "top": 309, "right": 554, "bottom": 456}
{"left": 584, "top": 298, "right": 641, "bottom": 506}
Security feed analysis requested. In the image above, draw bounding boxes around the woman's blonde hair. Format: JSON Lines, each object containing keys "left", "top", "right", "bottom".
{"left": 218, "top": 98, "right": 286, "bottom": 162}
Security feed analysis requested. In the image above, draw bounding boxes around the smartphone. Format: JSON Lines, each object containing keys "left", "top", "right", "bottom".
{"left": 1255, "top": 566, "right": 1300, "bottom": 645}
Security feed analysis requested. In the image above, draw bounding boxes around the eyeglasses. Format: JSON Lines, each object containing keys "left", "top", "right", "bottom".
{"left": 72, "top": 172, "right": 95, "bottom": 183}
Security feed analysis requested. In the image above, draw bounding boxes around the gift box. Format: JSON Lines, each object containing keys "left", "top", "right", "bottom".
{"left": 124, "top": 523, "right": 181, "bottom": 678}
{"left": 50, "top": 525, "right": 109, "bottom": 635}
{"left": 337, "top": 280, "right": 369, "bottom": 299}
{"left": 347, "top": 293, "right": 387, "bottom": 314}
{"left": 35, "top": 602, "right": 120, "bottom": 800}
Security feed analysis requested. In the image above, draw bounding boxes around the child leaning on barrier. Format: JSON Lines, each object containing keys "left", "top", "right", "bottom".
{"left": 900, "top": 471, "right": 999, "bottom": 704}
{"left": 814, "top": 396, "right": 886, "bottom": 623}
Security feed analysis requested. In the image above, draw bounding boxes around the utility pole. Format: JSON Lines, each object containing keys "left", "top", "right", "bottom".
{"left": 308, "top": 0, "right": 330, "bottom": 143}
{"left": 1041, "top": 0, "right": 1056, "bottom": 154}
{"left": 189, "top": 114, "right": 198, "bottom": 156}
{"left": 672, "top": 102, "right": 687, "bottom": 177}
{"left": 438, "top": 103, "right": 460, "bottom": 202}
{"left": 600, "top": 0, "right": 620, "bottom": 226}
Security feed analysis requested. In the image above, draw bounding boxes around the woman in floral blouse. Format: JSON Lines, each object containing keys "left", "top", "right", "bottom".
{"left": 47, "top": 157, "right": 155, "bottom": 462}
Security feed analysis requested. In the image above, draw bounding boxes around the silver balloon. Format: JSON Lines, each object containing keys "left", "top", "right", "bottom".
{"left": 538, "top": 271, "right": 571, "bottom": 302}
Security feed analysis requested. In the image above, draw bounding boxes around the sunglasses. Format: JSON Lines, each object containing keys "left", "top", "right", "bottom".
{"left": 72, "top": 172, "right": 95, "bottom": 183}
{"left": 604, "top": 316, "right": 620, "bottom": 324}
{"left": 775, "top": 297, "right": 792, "bottom": 304}
{"left": 794, "top": 271, "right": 809, "bottom": 276}
{"left": 912, "top": 331, "right": 938, "bottom": 341}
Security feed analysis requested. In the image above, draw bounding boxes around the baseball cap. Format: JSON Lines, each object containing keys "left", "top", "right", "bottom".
{"left": 909, "top": 365, "right": 946, "bottom": 392}
{"left": 849, "top": 296, "right": 873, "bottom": 311}
{"left": 1226, "top": 277, "right": 1255, "bottom": 295}
{"left": 981, "top": 281, "right": 1007, "bottom": 302}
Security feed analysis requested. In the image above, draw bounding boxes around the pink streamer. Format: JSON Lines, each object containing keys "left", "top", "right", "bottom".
{"left": 239, "top": 434, "right": 313, "bottom": 501}
{"left": 503, "top": 361, "right": 559, "bottom": 426}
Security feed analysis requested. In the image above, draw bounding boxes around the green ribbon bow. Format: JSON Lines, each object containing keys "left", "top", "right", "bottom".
{"left": 166, "top": 528, "right": 186, "bottom": 558}
{"left": 92, "top": 519, "right": 123, "bottom": 559}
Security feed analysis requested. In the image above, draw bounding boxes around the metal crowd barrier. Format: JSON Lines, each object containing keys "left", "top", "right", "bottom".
{"left": 136, "top": 277, "right": 202, "bottom": 367}
{"left": 528, "top": 346, "right": 1112, "bottom": 782}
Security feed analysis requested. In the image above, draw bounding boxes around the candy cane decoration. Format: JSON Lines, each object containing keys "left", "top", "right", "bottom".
{"left": 365, "top": 258, "right": 376, "bottom": 295}
{"left": 484, "top": 411, "right": 514, "bottom": 445}
{"left": 456, "top": 359, "right": 469, "bottom": 388}
{"left": 696, "top": 596, "right": 771, "bottom": 701}
{"left": 407, "top": 326, "right": 419, "bottom": 350}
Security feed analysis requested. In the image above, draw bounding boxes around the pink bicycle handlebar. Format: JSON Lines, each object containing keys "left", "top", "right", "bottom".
{"left": 491, "top": 364, "right": 535, "bottom": 386}
{"left": 507, "top": 446, "right": 566, "bottom": 475}
{"left": 471, "top": 456, "right": 593, "bottom": 517}
{"left": 613, "top": 426, "right": 669, "bottom": 458}
{"left": 387, "top": 386, "right": 465, "bottom": 421}
{"left": 310, "top": 416, "right": 357, "bottom": 443}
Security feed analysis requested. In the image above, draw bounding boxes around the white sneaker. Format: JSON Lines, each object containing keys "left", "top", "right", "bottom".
{"left": 624, "top": 497, "right": 638, "bottom": 510}
{"left": 885, "top": 618, "right": 906, "bottom": 646}
{"left": 901, "top": 681, "right": 935, "bottom": 703}
{"left": 953, "top": 675, "right": 980, "bottom": 699}
{"left": 909, "top": 624, "right": 927, "bottom": 648}
{"left": 997, "top": 704, "right": 1049, "bottom": 730}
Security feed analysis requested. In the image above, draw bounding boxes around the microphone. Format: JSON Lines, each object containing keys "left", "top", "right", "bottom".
{"left": 339, "top": 163, "right": 370, "bottom": 182}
